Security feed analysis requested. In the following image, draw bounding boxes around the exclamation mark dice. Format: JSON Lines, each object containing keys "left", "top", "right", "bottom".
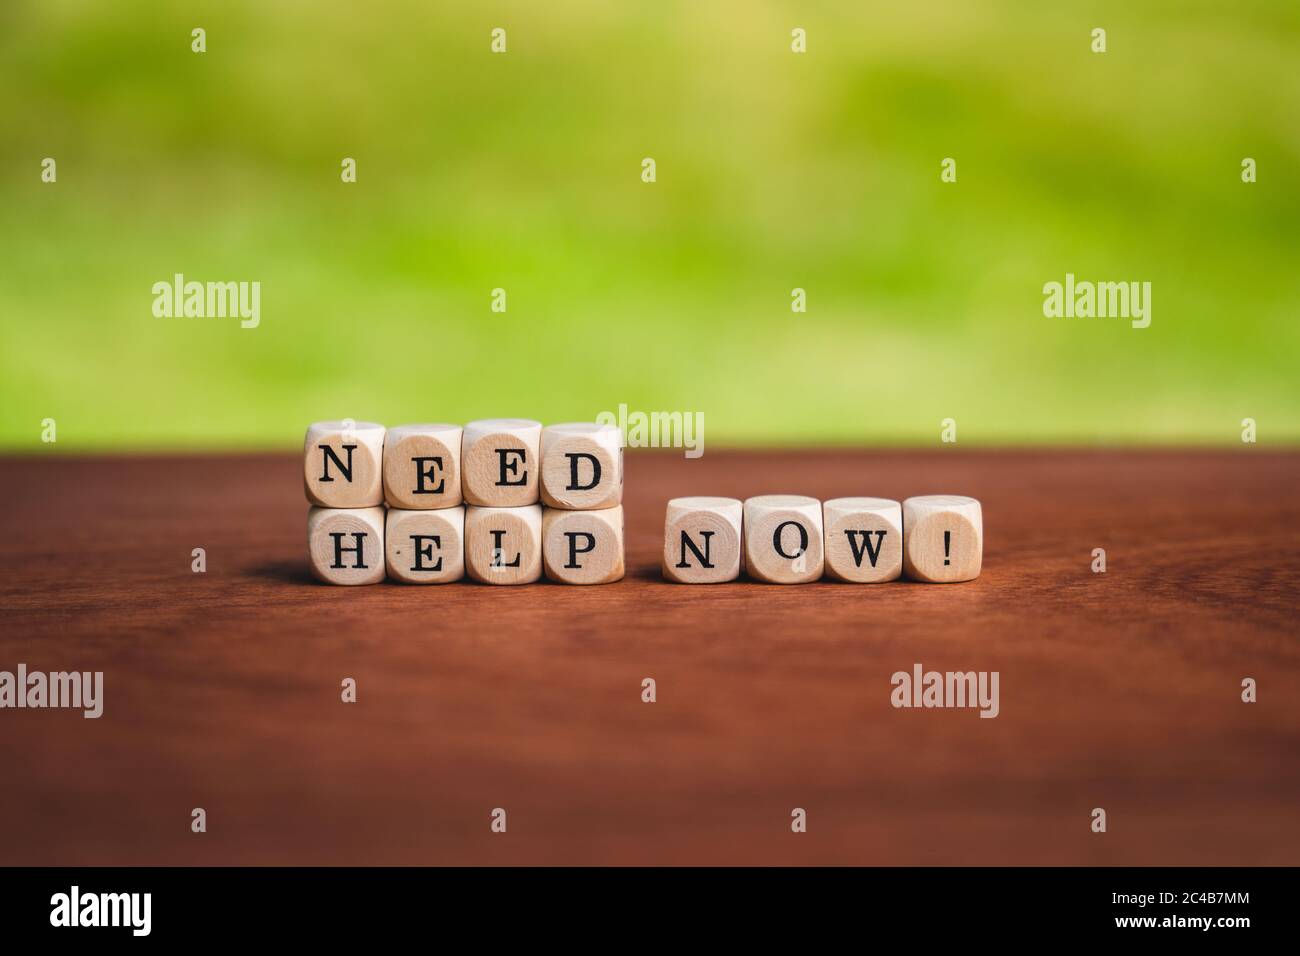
{"left": 902, "top": 495, "right": 983, "bottom": 582}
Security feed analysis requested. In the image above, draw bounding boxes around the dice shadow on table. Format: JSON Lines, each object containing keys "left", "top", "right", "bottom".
{"left": 630, "top": 563, "right": 970, "bottom": 586}
{"left": 249, "top": 561, "right": 578, "bottom": 587}
{"left": 252, "top": 561, "right": 968, "bottom": 587}
{"left": 248, "top": 560, "right": 316, "bottom": 585}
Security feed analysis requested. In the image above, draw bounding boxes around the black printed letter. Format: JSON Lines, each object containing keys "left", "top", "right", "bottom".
{"left": 677, "top": 530, "right": 714, "bottom": 568}
{"left": 772, "top": 521, "right": 808, "bottom": 560}
{"left": 329, "top": 532, "right": 367, "bottom": 569}
{"left": 319, "top": 444, "right": 356, "bottom": 483}
{"left": 410, "top": 534, "right": 443, "bottom": 572}
{"left": 565, "top": 453, "right": 601, "bottom": 491}
{"left": 490, "top": 529, "right": 522, "bottom": 567}
{"left": 843, "top": 529, "right": 886, "bottom": 567}
{"left": 495, "top": 448, "right": 527, "bottom": 486}
{"left": 564, "top": 532, "right": 596, "bottom": 569}
{"left": 411, "top": 456, "right": 445, "bottom": 495}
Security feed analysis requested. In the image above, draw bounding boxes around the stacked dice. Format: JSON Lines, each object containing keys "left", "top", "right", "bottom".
{"left": 304, "top": 419, "right": 624, "bottom": 585}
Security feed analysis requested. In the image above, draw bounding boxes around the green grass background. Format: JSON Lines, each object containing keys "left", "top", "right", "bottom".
{"left": 2, "top": 0, "right": 1297, "bottom": 450}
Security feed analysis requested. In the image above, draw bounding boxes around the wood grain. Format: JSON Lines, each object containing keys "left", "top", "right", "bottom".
{"left": 382, "top": 423, "right": 463, "bottom": 511}
{"left": 306, "top": 505, "right": 385, "bottom": 586}
{"left": 540, "top": 422, "right": 623, "bottom": 511}
{"left": 902, "top": 494, "right": 983, "bottom": 583}
{"left": 0, "top": 449, "right": 1298, "bottom": 865}
{"left": 460, "top": 418, "right": 541, "bottom": 507}
{"left": 303, "top": 420, "right": 384, "bottom": 508}
{"left": 661, "top": 495, "right": 743, "bottom": 584}
{"left": 464, "top": 503, "right": 542, "bottom": 585}
{"left": 385, "top": 506, "right": 465, "bottom": 584}
{"left": 823, "top": 497, "right": 903, "bottom": 583}
{"left": 542, "top": 505, "right": 625, "bottom": 585}
{"left": 743, "top": 494, "right": 825, "bottom": 584}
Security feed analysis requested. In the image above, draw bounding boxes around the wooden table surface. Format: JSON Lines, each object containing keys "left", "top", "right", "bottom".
{"left": 1, "top": 449, "right": 1297, "bottom": 866}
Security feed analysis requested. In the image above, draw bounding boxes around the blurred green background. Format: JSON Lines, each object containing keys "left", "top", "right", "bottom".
{"left": 1, "top": 0, "right": 1297, "bottom": 450}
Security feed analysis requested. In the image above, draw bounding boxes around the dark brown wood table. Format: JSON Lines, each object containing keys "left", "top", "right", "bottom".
{"left": 1, "top": 450, "right": 1297, "bottom": 865}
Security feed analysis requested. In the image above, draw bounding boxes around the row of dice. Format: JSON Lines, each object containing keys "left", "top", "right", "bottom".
{"left": 304, "top": 418, "right": 622, "bottom": 511}
{"left": 308, "top": 503, "right": 624, "bottom": 585}
{"left": 662, "top": 495, "right": 983, "bottom": 584}
{"left": 304, "top": 419, "right": 625, "bottom": 585}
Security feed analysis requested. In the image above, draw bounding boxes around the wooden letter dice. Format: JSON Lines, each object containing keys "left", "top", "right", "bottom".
{"left": 902, "top": 495, "right": 983, "bottom": 582}
{"left": 383, "top": 423, "right": 463, "bottom": 510}
{"left": 307, "top": 506, "right": 385, "bottom": 585}
{"left": 461, "top": 418, "right": 543, "bottom": 507}
{"left": 543, "top": 506, "right": 625, "bottom": 584}
{"left": 743, "top": 495, "right": 824, "bottom": 584}
{"left": 465, "top": 504, "right": 543, "bottom": 585}
{"left": 304, "top": 420, "right": 385, "bottom": 507}
{"left": 661, "top": 497, "right": 742, "bottom": 584}
{"left": 385, "top": 507, "right": 465, "bottom": 584}
{"left": 540, "top": 422, "right": 623, "bottom": 510}
{"left": 823, "top": 497, "right": 903, "bottom": 583}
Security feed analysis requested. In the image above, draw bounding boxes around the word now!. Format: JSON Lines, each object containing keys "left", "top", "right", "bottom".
{"left": 662, "top": 495, "right": 982, "bottom": 584}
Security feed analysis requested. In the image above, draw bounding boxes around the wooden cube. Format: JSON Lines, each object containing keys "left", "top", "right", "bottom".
{"left": 540, "top": 422, "right": 623, "bottom": 510}
{"left": 385, "top": 507, "right": 465, "bottom": 584}
{"left": 304, "top": 421, "right": 385, "bottom": 508}
{"left": 461, "top": 418, "right": 543, "bottom": 507}
{"left": 383, "top": 423, "right": 463, "bottom": 510}
{"left": 823, "top": 497, "right": 903, "bottom": 583}
{"left": 902, "top": 495, "right": 983, "bottom": 583}
{"left": 307, "top": 506, "right": 385, "bottom": 585}
{"left": 542, "top": 505, "right": 624, "bottom": 584}
{"left": 743, "top": 495, "right": 824, "bottom": 584}
{"left": 465, "top": 504, "right": 543, "bottom": 585}
{"left": 661, "top": 496, "right": 742, "bottom": 584}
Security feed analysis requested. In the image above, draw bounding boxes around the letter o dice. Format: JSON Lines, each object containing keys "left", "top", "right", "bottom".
{"left": 823, "top": 497, "right": 902, "bottom": 583}
{"left": 461, "top": 419, "right": 542, "bottom": 507}
{"left": 540, "top": 422, "right": 622, "bottom": 510}
{"left": 307, "top": 506, "right": 385, "bottom": 585}
{"left": 743, "top": 495, "right": 824, "bottom": 584}
{"left": 543, "top": 506, "right": 624, "bottom": 584}
{"left": 662, "top": 497, "right": 742, "bottom": 583}
{"left": 304, "top": 421, "right": 385, "bottom": 507}
{"left": 902, "top": 495, "right": 983, "bottom": 582}
{"left": 383, "top": 423, "right": 463, "bottom": 510}
{"left": 385, "top": 507, "right": 465, "bottom": 584}
{"left": 465, "top": 504, "right": 543, "bottom": 585}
